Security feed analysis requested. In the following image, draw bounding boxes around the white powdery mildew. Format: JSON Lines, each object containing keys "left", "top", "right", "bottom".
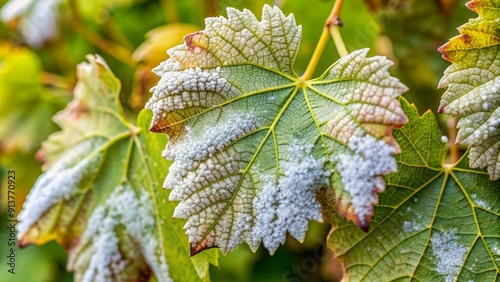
{"left": 335, "top": 135, "right": 397, "bottom": 226}
{"left": 471, "top": 194, "right": 490, "bottom": 209}
{"left": 166, "top": 112, "right": 258, "bottom": 202}
{"left": 156, "top": 5, "right": 301, "bottom": 75}
{"left": 0, "top": 0, "right": 60, "bottom": 47}
{"left": 80, "top": 185, "right": 171, "bottom": 282}
{"left": 402, "top": 221, "right": 422, "bottom": 233}
{"left": 17, "top": 148, "right": 103, "bottom": 238}
{"left": 147, "top": 66, "right": 239, "bottom": 116}
{"left": 252, "top": 141, "right": 328, "bottom": 253}
{"left": 430, "top": 229, "right": 468, "bottom": 282}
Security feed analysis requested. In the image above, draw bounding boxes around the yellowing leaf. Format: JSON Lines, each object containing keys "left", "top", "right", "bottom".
{"left": 133, "top": 23, "right": 201, "bottom": 67}
{"left": 146, "top": 5, "right": 408, "bottom": 255}
{"left": 438, "top": 0, "right": 500, "bottom": 180}
{"left": 17, "top": 55, "right": 217, "bottom": 281}
{"left": 326, "top": 98, "right": 500, "bottom": 282}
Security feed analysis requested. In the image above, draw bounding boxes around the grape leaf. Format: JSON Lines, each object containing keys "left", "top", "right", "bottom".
{"left": 0, "top": 44, "right": 66, "bottom": 155}
{"left": 131, "top": 23, "right": 200, "bottom": 110}
{"left": 145, "top": 5, "right": 408, "bottom": 255}
{"left": 17, "top": 55, "right": 217, "bottom": 281}
{"left": 0, "top": 0, "right": 60, "bottom": 47}
{"left": 438, "top": 0, "right": 500, "bottom": 180}
{"left": 325, "top": 98, "right": 500, "bottom": 281}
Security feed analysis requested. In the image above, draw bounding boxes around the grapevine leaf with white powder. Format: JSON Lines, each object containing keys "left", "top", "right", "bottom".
{"left": 146, "top": 5, "right": 408, "bottom": 255}
{"left": 438, "top": 0, "right": 500, "bottom": 180}
{"left": 17, "top": 55, "right": 217, "bottom": 282}
{"left": 325, "top": 98, "right": 500, "bottom": 281}
{"left": 0, "top": 0, "right": 61, "bottom": 47}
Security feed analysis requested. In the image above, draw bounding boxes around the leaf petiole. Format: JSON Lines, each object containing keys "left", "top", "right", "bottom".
{"left": 300, "top": 0, "right": 346, "bottom": 81}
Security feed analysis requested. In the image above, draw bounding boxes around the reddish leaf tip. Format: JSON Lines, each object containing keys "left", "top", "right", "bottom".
{"left": 437, "top": 105, "right": 445, "bottom": 114}
{"left": 190, "top": 241, "right": 214, "bottom": 256}
{"left": 359, "top": 222, "right": 370, "bottom": 233}
{"left": 18, "top": 238, "right": 32, "bottom": 249}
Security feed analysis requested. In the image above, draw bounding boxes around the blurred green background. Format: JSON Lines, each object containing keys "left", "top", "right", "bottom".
{"left": 0, "top": 0, "right": 475, "bottom": 281}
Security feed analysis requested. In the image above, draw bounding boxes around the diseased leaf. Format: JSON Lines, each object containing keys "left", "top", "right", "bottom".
{"left": 17, "top": 55, "right": 217, "bottom": 281}
{"left": 325, "top": 98, "right": 500, "bottom": 282}
{"left": 438, "top": 0, "right": 500, "bottom": 180}
{"left": 146, "top": 5, "right": 408, "bottom": 255}
{"left": 131, "top": 23, "right": 200, "bottom": 110}
{"left": 0, "top": 0, "right": 60, "bottom": 47}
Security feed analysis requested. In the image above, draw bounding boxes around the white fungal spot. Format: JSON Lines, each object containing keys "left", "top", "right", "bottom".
{"left": 166, "top": 112, "right": 258, "bottom": 202}
{"left": 403, "top": 221, "right": 422, "bottom": 233}
{"left": 336, "top": 135, "right": 397, "bottom": 226}
{"left": 252, "top": 140, "right": 328, "bottom": 253}
{"left": 18, "top": 143, "right": 103, "bottom": 238}
{"left": 147, "top": 66, "right": 239, "bottom": 115}
{"left": 430, "top": 229, "right": 467, "bottom": 282}
{"left": 471, "top": 194, "right": 490, "bottom": 209}
{"left": 78, "top": 185, "right": 171, "bottom": 282}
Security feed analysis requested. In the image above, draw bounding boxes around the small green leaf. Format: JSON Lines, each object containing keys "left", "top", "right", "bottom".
{"left": 438, "top": 0, "right": 500, "bottom": 180}
{"left": 17, "top": 55, "right": 216, "bottom": 281}
{"left": 326, "top": 98, "right": 500, "bottom": 281}
{"left": 0, "top": 45, "right": 66, "bottom": 155}
{"left": 146, "top": 5, "right": 408, "bottom": 255}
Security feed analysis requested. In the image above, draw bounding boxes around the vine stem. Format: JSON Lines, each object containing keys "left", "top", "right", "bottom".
{"left": 300, "top": 0, "right": 346, "bottom": 81}
{"left": 68, "top": 0, "right": 135, "bottom": 67}
{"left": 161, "top": 0, "right": 179, "bottom": 22}
{"left": 448, "top": 116, "right": 459, "bottom": 163}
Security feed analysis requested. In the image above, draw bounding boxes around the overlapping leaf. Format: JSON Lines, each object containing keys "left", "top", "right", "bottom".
{"left": 17, "top": 55, "right": 217, "bottom": 281}
{"left": 326, "top": 98, "right": 500, "bottom": 281}
{"left": 439, "top": 0, "right": 500, "bottom": 180}
{"left": 146, "top": 5, "right": 408, "bottom": 255}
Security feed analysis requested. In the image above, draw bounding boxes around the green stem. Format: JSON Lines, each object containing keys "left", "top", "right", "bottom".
{"left": 329, "top": 26, "right": 348, "bottom": 57}
{"left": 161, "top": 0, "right": 179, "bottom": 22}
{"left": 447, "top": 116, "right": 459, "bottom": 164}
{"left": 300, "top": 28, "right": 330, "bottom": 81}
{"left": 300, "top": 0, "right": 345, "bottom": 81}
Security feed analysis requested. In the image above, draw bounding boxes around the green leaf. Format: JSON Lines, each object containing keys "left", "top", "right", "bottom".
{"left": 17, "top": 55, "right": 217, "bottom": 281}
{"left": 438, "top": 0, "right": 500, "bottom": 180}
{"left": 0, "top": 45, "right": 66, "bottom": 155}
{"left": 326, "top": 98, "right": 500, "bottom": 281}
{"left": 146, "top": 5, "right": 408, "bottom": 255}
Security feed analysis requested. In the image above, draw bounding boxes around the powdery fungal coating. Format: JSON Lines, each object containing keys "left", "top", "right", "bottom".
{"left": 438, "top": 0, "right": 500, "bottom": 180}
{"left": 336, "top": 135, "right": 397, "bottom": 228}
{"left": 73, "top": 185, "right": 171, "bottom": 282}
{"left": 402, "top": 221, "right": 422, "bottom": 233}
{"left": 146, "top": 4, "right": 300, "bottom": 134}
{"left": 430, "top": 229, "right": 468, "bottom": 282}
{"left": 0, "top": 0, "right": 60, "bottom": 47}
{"left": 252, "top": 141, "right": 328, "bottom": 253}
{"left": 17, "top": 144, "right": 103, "bottom": 239}
{"left": 165, "top": 112, "right": 258, "bottom": 203}
{"left": 146, "top": 66, "right": 240, "bottom": 131}
{"left": 152, "top": 5, "right": 300, "bottom": 75}
{"left": 147, "top": 6, "right": 407, "bottom": 254}
{"left": 316, "top": 49, "right": 408, "bottom": 144}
